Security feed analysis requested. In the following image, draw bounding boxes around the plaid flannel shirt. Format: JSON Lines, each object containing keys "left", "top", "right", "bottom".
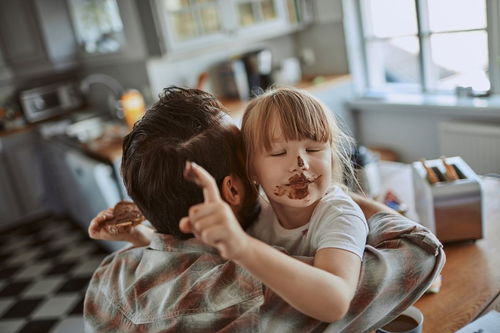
{"left": 84, "top": 213, "right": 444, "bottom": 333}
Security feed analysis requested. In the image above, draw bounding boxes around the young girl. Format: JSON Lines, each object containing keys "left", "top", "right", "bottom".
{"left": 91, "top": 87, "right": 368, "bottom": 323}
{"left": 241, "top": 87, "right": 367, "bottom": 260}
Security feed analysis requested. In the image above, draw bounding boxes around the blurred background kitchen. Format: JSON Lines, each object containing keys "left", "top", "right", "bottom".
{"left": 0, "top": 1, "right": 499, "bottom": 332}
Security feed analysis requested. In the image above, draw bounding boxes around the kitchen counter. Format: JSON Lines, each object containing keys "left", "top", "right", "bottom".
{"left": 81, "top": 124, "right": 129, "bottom": 163}
{"left": 0, "top": 125, "right": 34, "bottom": 138}
{"left": 220, "top": 74, "right": 351, "bottom": 120}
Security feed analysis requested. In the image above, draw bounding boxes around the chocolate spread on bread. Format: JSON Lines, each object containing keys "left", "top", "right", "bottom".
{"left": 105, "top": 201, "right": 145, "bottom": 232}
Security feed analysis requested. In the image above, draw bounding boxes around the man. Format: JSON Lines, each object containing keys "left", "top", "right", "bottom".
{"left": 84, "top": 87, "right": 444, "bottom": 332}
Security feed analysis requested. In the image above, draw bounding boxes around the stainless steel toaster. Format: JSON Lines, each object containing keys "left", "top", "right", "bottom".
{"left": 412, "top": 156, "right": 484, "bottom": 243}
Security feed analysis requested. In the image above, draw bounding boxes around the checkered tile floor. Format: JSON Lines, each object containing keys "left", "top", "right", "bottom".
{"left": 0, "top": 216, "right": 109, "bottom": 333}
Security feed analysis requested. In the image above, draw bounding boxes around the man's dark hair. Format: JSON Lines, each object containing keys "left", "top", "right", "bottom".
{"left": 121, "top": 86, "right": 259, "bottom": 239}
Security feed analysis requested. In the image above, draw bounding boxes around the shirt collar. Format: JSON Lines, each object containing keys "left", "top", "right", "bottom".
{"left": 149, "top": 233, "right": 219, "bottom": 254}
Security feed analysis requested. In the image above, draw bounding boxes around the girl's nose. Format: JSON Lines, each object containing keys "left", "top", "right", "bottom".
{"left": 289, "top": 155, "right": 309, "bottom": 172}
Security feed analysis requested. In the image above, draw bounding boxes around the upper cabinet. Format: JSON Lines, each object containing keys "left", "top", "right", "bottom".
{"left": 233, "top": 0, "right": 288, "bottom": 38}
{"left": 0, "top": 50, "right": 12, "bottom": 84}
{"left": 137, "top": 0, "right": 305, "bottom": 56}
{"left": 156, "top": 0, "right": 228, "bottom": 51}
{"left": 0, "top": 0, "right": 78, "bottom": 79}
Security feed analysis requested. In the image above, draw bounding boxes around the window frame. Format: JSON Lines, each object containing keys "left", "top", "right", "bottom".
{"left": 343, "top": 0, "right": 497, "bottom": 96}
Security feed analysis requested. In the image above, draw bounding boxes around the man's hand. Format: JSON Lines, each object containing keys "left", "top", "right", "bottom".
{"left": 180, "top": 161, "right": 250, "bottom": 260}
{"left": 89, "top": 208, "right": 154, "bottom": 247}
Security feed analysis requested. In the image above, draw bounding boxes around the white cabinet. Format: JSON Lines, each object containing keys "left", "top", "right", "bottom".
{"left": 153, "top": 0, "right": 229, "bottom": 51}
{"left": 0, "top": 51, "right": 12, "bottom": 84}
{"left": 3, "top": 131, "right": 47, "bottom": 216}
{"left": 41, "top": 138, "right": 125, "bottom": 251}
{"left": 64, "top": 149, "right": 121, "bottom": 229}
{"left": 233, "top": 0, "right": 289, "bottom": 39}
{"left": 0, "top": 130, "right": 47, "bottom": 229}
{"left": 0, "top": 147, "right": 23, "bottom": 227}
{"left": 0, "top": 0, "right": 48, "bottom": 75}
{"left": 42, "top": 139, "right": 122, "bottom": 228}
{"left": 138, "top": 0, "right": 301, "bottom": 56}
{"left": 63, "top": 148, "right": 125, "bottom": 252}
{"left": 0, "top": 0, "right": 78, "bottom": 78}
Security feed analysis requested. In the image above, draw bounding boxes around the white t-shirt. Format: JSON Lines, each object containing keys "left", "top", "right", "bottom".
{"left": 247, "top": 185, "right": 368, "bottom": 259}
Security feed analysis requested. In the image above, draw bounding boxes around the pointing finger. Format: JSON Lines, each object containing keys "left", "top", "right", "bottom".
{"left": 184, "top": 161, "right": 221, "bottom": 203}
{"left": 179, "top": 217, "right": 193, "bottom": 234}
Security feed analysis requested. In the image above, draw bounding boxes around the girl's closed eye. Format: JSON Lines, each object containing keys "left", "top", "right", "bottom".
{"left": 270, "top": 151, "right": 286, "bottom": 157}
{"left": 306, "top": 142, "right": 328, "bottom": 152}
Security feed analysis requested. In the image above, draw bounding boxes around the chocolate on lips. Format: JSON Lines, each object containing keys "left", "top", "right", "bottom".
{"left": 287, "top": 173, "right": 312, "bottom": 188}
{"left": 274, "top": 173, "right": 322, "bottom": 199}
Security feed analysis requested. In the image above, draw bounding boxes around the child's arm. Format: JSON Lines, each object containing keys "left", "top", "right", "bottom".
{"left": 181, "top": 162, "right": 357, "bottom": 322}
{"left": 235, "top": 237, "right": 359, "bottom": 322}
{"left": 350, "top": 192, "right": 400, "bottom": 218}
{"left": 89, "top": 208, "right": 154, "bottom": 247}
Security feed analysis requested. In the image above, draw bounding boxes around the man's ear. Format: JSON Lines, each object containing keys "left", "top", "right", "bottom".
{"left": 221, "top": 175, "right": 243, "bottom": 207}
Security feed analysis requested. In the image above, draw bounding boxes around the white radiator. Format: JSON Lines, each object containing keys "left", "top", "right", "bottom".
{"left": 439, "top": 121, "right": 500, "bottom": 175}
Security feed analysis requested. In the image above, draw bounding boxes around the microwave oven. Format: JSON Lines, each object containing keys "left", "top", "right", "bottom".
{"left": 20, "top": 81, "right": 82, "bottom": 123}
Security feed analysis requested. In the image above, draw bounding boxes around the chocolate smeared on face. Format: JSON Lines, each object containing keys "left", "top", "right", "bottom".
{"left": 297, "top": 156, "right": 304, "bottom": 168}
{"left": 273, "top": 185, "right": 287, "bottom": 197}
{"left": 274, "top": 173, "right": 322, "bottom": 200}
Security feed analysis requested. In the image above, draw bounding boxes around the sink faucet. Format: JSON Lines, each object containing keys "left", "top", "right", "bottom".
{"left": 80, "top": 73, "right": 125, "bottom": 119}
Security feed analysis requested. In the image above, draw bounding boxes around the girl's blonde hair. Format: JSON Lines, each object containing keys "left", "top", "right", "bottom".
{"left": 241, "top": 87, "right": 356, "bottom": 188}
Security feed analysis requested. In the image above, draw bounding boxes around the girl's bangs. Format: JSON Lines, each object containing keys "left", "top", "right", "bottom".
{"left": 258, "top": 100, "right": 332, "bottom": 153}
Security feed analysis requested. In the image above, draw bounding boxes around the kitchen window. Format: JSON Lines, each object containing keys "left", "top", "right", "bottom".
{"left": 344, "top": 0, "right": 495, "bottom": 95}
{"left": 142, "top": 0, "right": 292, "bottom": 55}
{"left": 67, "top": 0, "right": 125, "bottom": 54}
{"left": 162, "top": 0, "right": 224, "bottom": 42}
{"left": 235, "top": 0, "right": 278, "bottom": 27}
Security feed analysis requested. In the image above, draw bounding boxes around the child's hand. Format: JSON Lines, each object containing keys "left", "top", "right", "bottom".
{"left": 89, "top": 208, "right": 126, "bottom": 241}
{"left": 180, "top": 162, "right": 249, "bottom": 260}
{"left": 88, "top": 208, "right": 154, "bottom": 247}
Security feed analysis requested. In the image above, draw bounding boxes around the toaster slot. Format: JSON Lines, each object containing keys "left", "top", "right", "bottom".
{"left": 431, "top": 167, "right": 446, "bottom": 182}
{"left": 451, "top": 164, "right": 467, "bottom": 180}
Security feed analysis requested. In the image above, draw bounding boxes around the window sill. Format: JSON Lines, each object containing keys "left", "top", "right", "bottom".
{"left": 347, "top": 92, "right": 500, "bottom": 118}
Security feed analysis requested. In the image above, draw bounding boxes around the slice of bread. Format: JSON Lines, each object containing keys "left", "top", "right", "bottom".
{"left": 105, "top": 201, "right": 145, "bottom": 233}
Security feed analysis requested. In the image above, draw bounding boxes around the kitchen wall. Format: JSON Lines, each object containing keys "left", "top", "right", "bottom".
{"left": 350, "top": 101, "right": 500, "bottom": 164}
{"left": 354, "top": 108, "right": 445, "bottom": 162}
{"left": 146, "top": 34, "right": 297, "bottom": 97}
{"left": 296, "top": 0, "right": 349, "bottom": 76}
